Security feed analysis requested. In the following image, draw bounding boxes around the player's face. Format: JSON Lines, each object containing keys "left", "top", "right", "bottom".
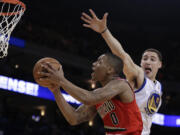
{"left": 140, "top": 51, "right": 162, "bottom": 80}
{"left": 91, "top": 54, "right": 109, "bottom": 82}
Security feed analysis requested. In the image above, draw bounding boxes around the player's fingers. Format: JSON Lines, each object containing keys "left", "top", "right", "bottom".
{"left": 103, "top": 12, "right": 108, "bottom": 22}
{"left": 41, "top": 64, "right": 54, "bottom": 73}
{"left": 83, "top": 24, "right": 91, "bottom": 28}
{"left": 81, "top": 16, "right": 91, "bottom": 24}
{"left": 59, "top": 65, "right": 63, "bottom": 71}
{"left": 38, "top": 71, "right": 50, "bottom": 77}
{"left": 45, "top": 62, "right": 56, "bottom": 71}
{"left": 89, "top": 9, "right": 98, "bottom": 19}
{"left": 82, "top": 12, "right": 92, "bottom": 21}
{"left": 38, "top": 77, "right": 49, "bottom": 82}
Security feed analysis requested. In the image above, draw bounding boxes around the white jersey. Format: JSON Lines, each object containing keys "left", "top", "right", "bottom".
{"left": 135, "top": 77, "right": 162, "bottom": 135}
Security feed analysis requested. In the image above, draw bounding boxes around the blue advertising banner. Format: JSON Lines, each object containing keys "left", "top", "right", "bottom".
{"left": 0, "top": 75, "right": 180, "bottom": 127}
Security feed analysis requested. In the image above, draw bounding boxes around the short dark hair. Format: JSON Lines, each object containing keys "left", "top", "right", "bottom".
{"left": 104, "top": 53, "right": 124, "bottom": 75}
{"left": 143, "top": 48, "right": 162, "bottom": 62}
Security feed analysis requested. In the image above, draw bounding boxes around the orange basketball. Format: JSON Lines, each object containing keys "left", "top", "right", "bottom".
{"left": 33, "top": 57, "right": 61, "bottom": 87}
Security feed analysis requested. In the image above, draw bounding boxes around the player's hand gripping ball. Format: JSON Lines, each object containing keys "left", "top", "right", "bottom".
{"left": 33, "top": 57, "right": 61, "bottom": 87}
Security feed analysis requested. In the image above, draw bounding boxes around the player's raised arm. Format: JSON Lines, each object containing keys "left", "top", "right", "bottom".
{"left": 49, "top": 86, "right": 97, "bottom": 126}
{"left": 81, "top": 9, "right": 143, "bottom": 81}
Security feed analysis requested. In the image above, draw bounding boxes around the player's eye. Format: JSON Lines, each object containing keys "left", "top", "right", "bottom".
{"left": 151, "top": 58, "right": 156, "bottom": 61}
{"left": 143, "top": 57, "right": 148, "bottom": 61}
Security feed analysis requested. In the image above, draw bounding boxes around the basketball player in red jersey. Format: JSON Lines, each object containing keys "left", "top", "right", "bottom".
{"left": 80, "top": 9, "right": 162, "bottom": 135}
{"left": 39, "top": 53, "right": 143, "bottom": 135}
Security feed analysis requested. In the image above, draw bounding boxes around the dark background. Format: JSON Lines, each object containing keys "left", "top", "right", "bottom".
{"left": 0, "top": 0, "right": 180, "bottom": 134}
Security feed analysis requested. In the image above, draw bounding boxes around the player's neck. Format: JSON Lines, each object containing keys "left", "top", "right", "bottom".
{"left": 148, "top": 76, "right": 156, "bottom": 82}
{"left": 100, "top": 75, "right": 119, "bottom": 86}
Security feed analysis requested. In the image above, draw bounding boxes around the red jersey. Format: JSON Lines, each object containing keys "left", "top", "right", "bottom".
{"left": 95, "top": 93, "right": 142, "bottom": 135}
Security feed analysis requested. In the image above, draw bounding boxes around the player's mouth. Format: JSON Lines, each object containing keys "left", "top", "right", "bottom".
{"left": 91, "top": 66, "right": 95, "bottom": 79}
{"left": 91, "top": 72, "right": 95, "bottom": 77}
{"left": 144, "top": 67, "right": 152, "bottom": 74}
{"left": 92, "top": 66, "right": 95, "bottom": 71}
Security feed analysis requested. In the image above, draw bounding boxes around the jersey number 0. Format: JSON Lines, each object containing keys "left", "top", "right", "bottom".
{"left": 110, "top": 112, "right": 119, "bottom": 125}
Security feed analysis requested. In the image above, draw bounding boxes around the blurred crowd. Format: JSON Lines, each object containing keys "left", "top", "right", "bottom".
{"left": 0, "top": 101, "right": 104, "bottom": 135}
{"left": 13, "top": 20, "right": 107, "bottom": 60}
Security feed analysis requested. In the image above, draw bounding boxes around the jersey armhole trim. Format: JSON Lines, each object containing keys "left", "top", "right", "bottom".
{"left": 160, "top": 82, "right": 163, "bottom": 94}
{"left": 135, "top": 78, "right": 146, "bottom": 93}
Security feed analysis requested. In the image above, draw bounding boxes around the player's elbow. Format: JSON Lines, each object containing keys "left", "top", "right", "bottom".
{"left": 67, "top": 118, "right": 79, "bottom": 126}
{"left": 80, "top": 96, "right": 95, "bottom": 106}
{"left": 84, "top": 101, "right": 94, "bottom": 106}
{"left": 69, "top": 120, "right": 78, "bottom": 126}
{"left": 80, "top": 98, "right": 92, "bottom": 105}
{"left": 81, "top": 91, "right": 103, "bottom": 105}
{"left": 82, "top": 98, "right": 97, "bottom": 106}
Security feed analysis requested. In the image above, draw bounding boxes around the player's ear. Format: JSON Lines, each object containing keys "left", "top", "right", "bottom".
{"left": 158, "top": 61, "right": 162, "bottom": 69}
{"left": 107, "top": 66, "right": 114, "bottom": 74}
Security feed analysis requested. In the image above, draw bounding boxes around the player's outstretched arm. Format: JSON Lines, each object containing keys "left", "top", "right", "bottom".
{"left": 54, "top": 76, "right": 130, "bottom": 105}
{"left": 81, "top": 9, "right": 143, "bottom": 81}
{"left": 49, "top": 86, "right": 97, "bottom": 126}
{"left": 46, "top": 65, "right": 129, "bottom": 105}
{"left": 39, "top": 63, "right": 130, "bottom": 105}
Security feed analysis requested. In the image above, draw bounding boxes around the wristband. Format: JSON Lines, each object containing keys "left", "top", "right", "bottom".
{"left": 100, "top": 27, "right": 108, "bottom": 34}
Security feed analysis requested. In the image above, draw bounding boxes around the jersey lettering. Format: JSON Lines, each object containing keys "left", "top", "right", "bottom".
{"left": 97, "top": 100, "right": 115, "bottom": 118}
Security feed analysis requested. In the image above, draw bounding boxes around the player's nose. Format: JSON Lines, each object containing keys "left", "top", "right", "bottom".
{"left": 145, "top": 59, "right": 151, "bottom": 64}
{"left": 92, "top": 61, "right": 97, "bottom": 66}
{"left": 144, "top": 61, "right": 150, "bottom": 65}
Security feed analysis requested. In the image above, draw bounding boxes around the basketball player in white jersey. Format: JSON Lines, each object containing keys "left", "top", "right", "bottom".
{"left": 81, "top": 9, "right": 163, "bottom": 135}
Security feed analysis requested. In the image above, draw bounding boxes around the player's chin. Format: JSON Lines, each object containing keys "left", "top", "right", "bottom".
{"left": 145, "top": 72, "right": 153, "bottom": 78}
{"left": 91, "top": 73, "right": 96, "bottom": 81}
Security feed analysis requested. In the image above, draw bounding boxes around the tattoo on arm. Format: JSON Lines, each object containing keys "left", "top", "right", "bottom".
{"left": 75, "top": 105, "right": 97, "bottom": 124}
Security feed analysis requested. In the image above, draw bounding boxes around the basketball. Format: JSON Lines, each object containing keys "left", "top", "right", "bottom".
{"left": 33, "top": 57, "right": 61, "bottom": 87}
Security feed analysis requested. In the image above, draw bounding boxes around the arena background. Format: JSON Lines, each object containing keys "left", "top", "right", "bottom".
{"left": 0, "top": 0, "right": 180, "bottom": 134}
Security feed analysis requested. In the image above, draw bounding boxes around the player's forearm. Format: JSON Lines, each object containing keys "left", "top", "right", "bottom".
{"left": 101, "top": 29, "right": 126, "bottom": 59}
{"left": 53, "top": 89, "right": 79, "bottom": 125}
{"left": 59, "top": 78, "right": 119, "bottom": 105}
{"left": 59, "top": 78, "right": 93, "bottom": 105}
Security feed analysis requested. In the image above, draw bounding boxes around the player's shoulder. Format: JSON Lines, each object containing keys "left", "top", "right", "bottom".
{"left": 108, "top": 78, "right": 133, "bottom": 92}
{"left": 156, "top": 80, "right": 162, "bottom": 85}
{"left": 145, "top": 77, "right": 162, "bottom": 93}
{"left": 146, "top": 77, "right": 161, "bottom": 85}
